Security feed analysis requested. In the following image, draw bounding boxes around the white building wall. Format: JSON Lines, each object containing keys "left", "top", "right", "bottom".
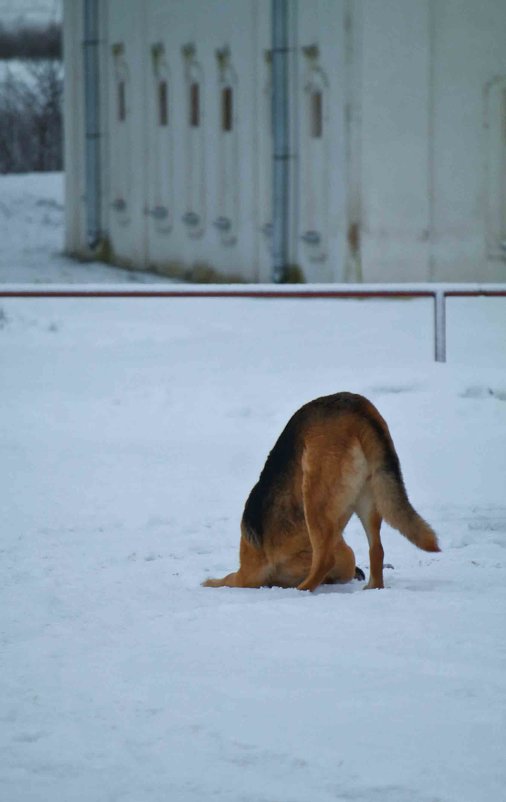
{"left": 359, "top": 0, "right": 431, "bottom": 282}
{"left": 63, "top": 0, "right": 506, "bottom": 283}
{"left": 103, "top": 0, "right": 148, "bottom": 267}
{"left": 292, "top": 0, "right": 348, "bottom": 282}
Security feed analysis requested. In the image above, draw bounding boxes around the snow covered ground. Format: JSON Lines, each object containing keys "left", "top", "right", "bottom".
{"left": 1, "top": 286, "right": 506, "bottom": 801}
{"left": 1, "top": 171, "right": 506, "bottom": 802}
{"left": 0, "top": 173, "right": 173, "bottom": 284}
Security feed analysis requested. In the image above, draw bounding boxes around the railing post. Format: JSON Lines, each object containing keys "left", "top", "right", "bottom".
{"left": 434, "top": 290, "right": 446, "bottom": 363}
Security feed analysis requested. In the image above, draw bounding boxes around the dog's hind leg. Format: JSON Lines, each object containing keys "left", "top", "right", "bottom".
{"left": 355, "top": 490, "right": 384, "bottom": 589}
{"left": 297, "top": 506, "right": 355, "bottom": 591}
{"left": 297, "top": 450, "right": 356, "bottom": 592}
{"left": 202, "top": 534, "right": 272, "bottom": 588}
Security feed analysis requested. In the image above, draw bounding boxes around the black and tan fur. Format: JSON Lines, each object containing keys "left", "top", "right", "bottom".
{"left": 203, "top": 393, "right": 440, "bottom": 592}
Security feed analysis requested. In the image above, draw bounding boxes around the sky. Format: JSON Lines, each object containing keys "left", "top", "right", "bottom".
{"left": 0, "top": 0, "right": 62, "bottom": 26}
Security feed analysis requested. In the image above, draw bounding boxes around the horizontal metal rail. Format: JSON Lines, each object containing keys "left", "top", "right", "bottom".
{"left": 1, "top": 283, "right": 505, "bottom": 363}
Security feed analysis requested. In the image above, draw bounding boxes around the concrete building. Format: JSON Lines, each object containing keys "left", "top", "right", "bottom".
{"left": 63, "top": 0, "right": 506, "bottom": 283}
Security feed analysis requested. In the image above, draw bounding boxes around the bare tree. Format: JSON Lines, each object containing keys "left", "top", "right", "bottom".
{"left": 0, "top": 23, "right": 62, "bottom": 61}
{"left": 23, "top": 61, "right": 63, "bottom": 171}
{"left": 0, "top": 23, "right": 63, "bottom": 173}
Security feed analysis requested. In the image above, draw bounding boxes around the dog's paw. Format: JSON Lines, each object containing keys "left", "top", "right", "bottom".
{"left": 354, "top": 566, "right": 366, "bottom": 581}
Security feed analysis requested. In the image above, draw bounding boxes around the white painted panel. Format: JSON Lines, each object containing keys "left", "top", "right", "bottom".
{"left": 299, "top": 46, "right": 330, "bottom": 263}
{"left": 192, "top": 0, "right": 264, "bottom": 280}
{"left": 360, "top": 0, "right": 430, "bottom": 282}
{"left": 144, "top": 0, "right": 193, "bottom": 270}
{"left": 104, "top": 0, "right": 147, "bottom": 267}
{"left": 257, "top": 52, "right": 272, "bottom": 271}
{"left": 144, "top": 0, "right": 266, "bottom": 281}
{"left": 256, "top": 12, "right": 273, "bottom": 282}
{"left": 295, "top": 0, "right": 346, "bottom": 283}
{"left": 110, "top": 43, "right": 132, "bottom": 226}
{"left": 432, "top": 0, "right": 506, "bottom": 281}
{"left": 214, "top": 47, "right": 238, "bottom": 246}
{"left": 146, "top": 43, "right": 173, "bottom": 235}
{"left": 485, "top": 78, "right": 506, "bottom": 261}
{"left": 182, "top": 42, "right": 206, "bottom": 239}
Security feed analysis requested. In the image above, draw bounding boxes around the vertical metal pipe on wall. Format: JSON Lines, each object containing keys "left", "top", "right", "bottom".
{"left": 271, "top": 0, "right": 289, "bottom": 283}
{"left": 83, "top": 0, "right": 101, "bottom": 249}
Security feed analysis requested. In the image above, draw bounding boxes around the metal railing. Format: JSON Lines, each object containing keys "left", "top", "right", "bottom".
{"left": 1, "top": 283, "right": 505, "bottom": 363}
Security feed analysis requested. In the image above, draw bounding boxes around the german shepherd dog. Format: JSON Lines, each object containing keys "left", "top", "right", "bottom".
{"left": 203, "top": 393, "right": 439, "bottom": 592}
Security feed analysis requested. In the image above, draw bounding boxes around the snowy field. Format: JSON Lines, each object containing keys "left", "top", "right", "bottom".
{"left": 1, "top": 287, "right": 506, "bottom": 802}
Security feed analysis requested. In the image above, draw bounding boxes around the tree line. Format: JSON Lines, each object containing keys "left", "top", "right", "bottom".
{"left": 0, "top": 23, "right": 63, "bottom": 173}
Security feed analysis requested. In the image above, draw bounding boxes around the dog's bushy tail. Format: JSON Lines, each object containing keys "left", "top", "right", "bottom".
{"left": 371, "top": 451, "right": 440, "bottom": 553}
